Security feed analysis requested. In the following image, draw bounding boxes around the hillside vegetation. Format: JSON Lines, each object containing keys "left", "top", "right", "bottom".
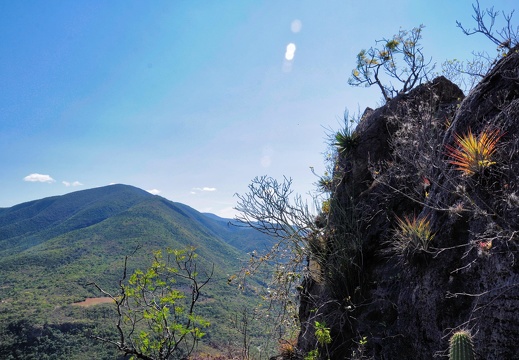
{"left": 0, "top": 184, "right": 274, "bottom": 359}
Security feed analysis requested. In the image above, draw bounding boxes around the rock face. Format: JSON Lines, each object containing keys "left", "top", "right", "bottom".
{"left": 298, "top": 46, "right": 519, "bottom": 359}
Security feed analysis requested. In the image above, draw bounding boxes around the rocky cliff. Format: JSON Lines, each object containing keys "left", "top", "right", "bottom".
{"left": 298, "top": 46, "right": 519, "bottom": 359}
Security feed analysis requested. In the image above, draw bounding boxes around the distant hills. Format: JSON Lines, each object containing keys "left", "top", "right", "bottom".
{"left": 0, "top": 184, "right": 275, "bottom": 359}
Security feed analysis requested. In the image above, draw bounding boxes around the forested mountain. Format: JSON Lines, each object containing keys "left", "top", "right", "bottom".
{"left": 0, "top": 184, "right": 273, "bottom": 359}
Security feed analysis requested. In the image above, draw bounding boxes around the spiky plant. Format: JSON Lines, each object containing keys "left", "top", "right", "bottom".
{"left": 334, "top": 127, "right": 358, "bottom": 155}
{"left": 318, "top": 176, "right": 334, "bottom": 193}
{"left": 445, "top": 128, "right": 503, "bottom": 176}
{"left": 449, "top": 330, "right": 475, "bottom": 360}
{"left": 393, "top": 214, "right": 434, "bottom": 255}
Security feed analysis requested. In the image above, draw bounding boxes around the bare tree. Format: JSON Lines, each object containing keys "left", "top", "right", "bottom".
{"left": 234, "top": 176, "right": 318, "bottom": 345}
{"left": 456, "top": 0, "right": 519, "bottom": 52}
{"left": 442, "top": 2, "right": 518, "bottom": 97}
{"left": 441, "top": 54, "right": 492, "bottom": 94}
{"left": 89, "top": 247, "right": 213, "bottom": 360}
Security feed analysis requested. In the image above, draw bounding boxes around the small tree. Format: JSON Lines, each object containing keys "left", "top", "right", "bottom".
{"left": 90, "top": 247, "right": 212, "bottom": 360}
{"left": 348, "top": 25, "right": 434, "bottom": 102}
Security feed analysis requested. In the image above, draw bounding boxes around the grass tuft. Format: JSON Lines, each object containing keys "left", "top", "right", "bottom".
{"left": 392, "top": 214, "right": 434, "bottom": 256}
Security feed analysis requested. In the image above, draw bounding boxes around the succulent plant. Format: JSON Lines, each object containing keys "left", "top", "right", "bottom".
{"left": 449, "top": 330, "right": 475, "bottom": 360}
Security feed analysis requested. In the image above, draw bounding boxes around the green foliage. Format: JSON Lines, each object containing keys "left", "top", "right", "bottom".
{"left": 348, "top": 25, "right": 434, "bottom": 101}
{"left": 303, "top": 321, "right": 332, "bottom": 360}
{"left": 449, "top": 330, "right": 475, "bottom": 360}
{"left": 304, "top": 349, "right": 320, "bottom": 360}
{"left": 334, "top": 127, "right": 358, "bottom": 155}
{"left": 317, "top": 175, "right": 334, "bottom": 193}
{"left": 0, "top": 320, "right": 121, "bottom": 360}
{"left": 0, "top": 184, "right": 274, "bottom": 359}
{"left": 329, "top": 110, "right": 360, "bottom": 158}
{"left": 92, "top": 247, "right": 211, "bottom": 360}
{"left": 314, "top": 321, "right": 332, "bottom": 346}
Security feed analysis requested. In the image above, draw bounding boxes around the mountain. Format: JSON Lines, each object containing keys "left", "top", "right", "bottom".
{"left": 0, "top": 185, "right": 152, "bottom": 255}
{"left": 0, "top": 184, "right": 274, "bottom": 359}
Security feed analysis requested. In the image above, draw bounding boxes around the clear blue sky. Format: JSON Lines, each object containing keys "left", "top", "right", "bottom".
{"left": 0, "top": 0, "right": 514, "bottom": 217}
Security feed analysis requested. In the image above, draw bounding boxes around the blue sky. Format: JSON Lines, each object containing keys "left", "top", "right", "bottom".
{"left": 0, "top": 0, "right": 515, "bottom": 217}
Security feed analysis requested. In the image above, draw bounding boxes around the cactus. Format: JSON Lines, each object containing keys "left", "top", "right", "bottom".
{"left": 449, "top": 330, "right": 475, "bottom": 360}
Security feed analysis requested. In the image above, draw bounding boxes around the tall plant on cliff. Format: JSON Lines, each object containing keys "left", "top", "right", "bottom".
{"left": 443, "top": 1, "right": 518, "bottom": 93}
{"left": 348, "top": 25, "right": 434, "bottom": 102}
{"left": 457, "top": 0, "right": 518, "bottom": 53}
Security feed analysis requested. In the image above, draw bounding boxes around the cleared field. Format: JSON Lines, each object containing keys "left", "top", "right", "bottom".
{"left": 72, "top": 297, "right": 114, "bottom": 307}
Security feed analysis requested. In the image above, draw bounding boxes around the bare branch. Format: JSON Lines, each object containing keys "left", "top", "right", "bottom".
{"left": 456, "top": 0, "right": 518, "bottom": 50}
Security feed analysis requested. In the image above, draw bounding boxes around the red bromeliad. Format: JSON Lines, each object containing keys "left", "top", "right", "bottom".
{"left": 445, "top": 128, "right": 503, "bottom": 176}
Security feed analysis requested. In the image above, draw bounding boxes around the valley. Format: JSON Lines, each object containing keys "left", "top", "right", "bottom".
{"left": 0, "top": 184, "right": 276, "bottom": 359}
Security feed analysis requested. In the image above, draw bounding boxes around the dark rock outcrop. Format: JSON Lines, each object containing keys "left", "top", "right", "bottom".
{"left": 298, "top": 46, "right": 519, "bottom": 359}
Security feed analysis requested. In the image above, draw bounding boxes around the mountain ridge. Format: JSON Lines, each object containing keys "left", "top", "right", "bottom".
{"left": 0, "top": 184, "right": 262, "bottom": 256}
{"left": 0, "top": 183, "right": 273, "bottom": 359}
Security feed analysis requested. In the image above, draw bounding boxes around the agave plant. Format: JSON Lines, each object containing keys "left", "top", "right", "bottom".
{"left": 445, "top": 128, "right": 503, "bottom": 176}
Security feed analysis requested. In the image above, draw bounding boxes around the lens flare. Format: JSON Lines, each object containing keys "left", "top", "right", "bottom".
{"left": 291, "top": 19, "right": 302, "bottom": 33}
{"left": 285, "top": 43, "right": 296, "bottom": 61}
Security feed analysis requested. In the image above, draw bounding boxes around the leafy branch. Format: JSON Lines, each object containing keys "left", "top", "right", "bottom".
{"left": 89, "top": 247, "right": 213, "bottom": 360}
{"left": 348, "top": 25, "right": 434, "bottom": 101}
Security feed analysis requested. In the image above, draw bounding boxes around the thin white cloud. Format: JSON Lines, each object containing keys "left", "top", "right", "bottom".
{"left": 147, "top": 189, "right": 161, "bottom": 195}
{"left": 63, "top": 181, "right": 83, "bottom": 187}
{"left": 193, "top": 187, "right": 217, "bottom": 192}
{"left": 23, "top": 173, "right": 55, "bottom": 183}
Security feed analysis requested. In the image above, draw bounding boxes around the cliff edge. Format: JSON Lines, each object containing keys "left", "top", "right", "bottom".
{"left": 298, "top": 46, "right": 519, "bottom": 359}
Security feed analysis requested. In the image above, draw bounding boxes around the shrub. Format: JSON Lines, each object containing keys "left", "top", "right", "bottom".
{"left": 278, "top": 337, "right": 298, "bottom": 359}
{"left": 348, "top": 25, "right": 434, "bottom": 101}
